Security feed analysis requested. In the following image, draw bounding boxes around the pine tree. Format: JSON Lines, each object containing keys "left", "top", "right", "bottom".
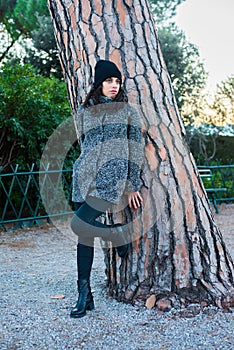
{"left": 47, "top": 0, "right": 234, "bottom": 309}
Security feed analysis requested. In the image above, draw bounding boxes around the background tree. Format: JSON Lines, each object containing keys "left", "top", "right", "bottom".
{"left": 150, "top": 0, "right": 186, "bottom": 21}
{"left": 158, "top": 23, "right": 207, "bottom": 112}
{"left": 0, "top": 0, "right": 22, "bottom": 61}
{"left": 0, "top": 0, "right": 207, "bottom": 89}
{"left": 0, "top": 0, "right": 47, "bottom": 58}
{"left": 151, "top": 1, "right": 208, "bottom": 130}
{"left": 184, "top": 76, "right": 234, "bottom": 163}
{"left": 23, "top": 14, "right": 62, "bottom": 78}
{"left": 212, "top": 76, "right": 234, "bottom": 128}
{"left": 47, "top": 0, "right": 234, "bottom": 309}
{"left": 0, "top": 0, "right": 61, "bottom": 77}
{"left": 0, "top": 63, "right": 70, "bottom": 170}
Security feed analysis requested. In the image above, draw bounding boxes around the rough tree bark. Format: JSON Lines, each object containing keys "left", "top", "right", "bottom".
{"left": 47, "top": 0, "right": 234, "bottom": 309}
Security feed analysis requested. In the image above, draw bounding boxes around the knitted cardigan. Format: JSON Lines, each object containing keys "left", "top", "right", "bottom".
{"left": 72, "top": 99, "right": 144, "bottom": 204}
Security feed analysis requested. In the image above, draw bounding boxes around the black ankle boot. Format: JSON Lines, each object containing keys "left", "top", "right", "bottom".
{"left": 70, "top": 279, "right": 94, "bottom": 318}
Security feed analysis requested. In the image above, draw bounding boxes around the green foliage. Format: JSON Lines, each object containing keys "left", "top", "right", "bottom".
{"left": 0, "top": 0, "right": 16, "bottom": 20}
{"left": 150, "top": 2, "right": 207, "bottom": 119}
{"left": 0, "top": 0, "right": 48, "bottom": 37}
{"left": 0, "top": 0, "right": 17, "bottom": 38}
{"left": 212, "top": 76, "right": 234, "bottom": 127}
{"left": 158, "top": 23, "right": 207, "bottom": 110}
{"left": 216, "top": 76, "right": 234, "bottom": 104}
{"left": 0, "top": 63, "right": 71, "bottom": 170}
{"left": 190, "top": 135, "right": 234, "bottom": 165}
{"left": 0, "top": 0, "right": 61, "bottom": 77}
{"left": 151, "top": 0, "right": 186, "bottom": 22}
{"left": 14, "top": 0, "right": 48, "bottom": 32}
{"left": 201, "top": 169, "right": 233, "bottom": 199}
{"left": 23, "top": 15, "right": 62, "bottom": 78}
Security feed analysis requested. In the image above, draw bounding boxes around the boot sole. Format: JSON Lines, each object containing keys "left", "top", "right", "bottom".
{"left": 70, "top": 301, "right": 95, "bottom": 318}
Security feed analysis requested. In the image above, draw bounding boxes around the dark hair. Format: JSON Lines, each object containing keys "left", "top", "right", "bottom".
{"left": 83, "top": 85, "right": 128, "bottom": 107}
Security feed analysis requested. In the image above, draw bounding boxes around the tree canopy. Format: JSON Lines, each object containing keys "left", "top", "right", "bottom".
{"left": 0, "top": 0, "right": 205, "bottom": 92}
{"left": 151, "top": 0, "right": 186, "bottom": 21}
{"left": 212, "top": 76, "right": 234, "bottom": 127}
{"left": 158, "top": 23, "right": 207, "bottom": 111}
{"left": 0, "top": 64, "right": 71, "bottom": 170}
{"left": 0, "top": 0, "right": 48, "bottom": 36}
{"left": 0, "top": 0, "right": 216, "bottom": 167}
{"left": 0, "top": 0, "right": 61, "bottom": 77}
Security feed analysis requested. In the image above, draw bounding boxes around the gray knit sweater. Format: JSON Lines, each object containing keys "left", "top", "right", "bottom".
{"left": 72, "top": 100, "right": 144, "bottom": 204}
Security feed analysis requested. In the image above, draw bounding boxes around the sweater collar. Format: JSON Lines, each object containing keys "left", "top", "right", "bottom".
{"left": 99, "top": 96, "right": 114, "bottom": 104}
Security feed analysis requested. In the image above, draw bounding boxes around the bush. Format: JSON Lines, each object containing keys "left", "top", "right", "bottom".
{"left": 189, "top": 134, "right": 234, "bottom": 165}
{"left": 0, "top": 63, "right": 72, "bottom": 170}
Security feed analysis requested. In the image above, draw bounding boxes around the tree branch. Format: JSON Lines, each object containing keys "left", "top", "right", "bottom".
{"left": 0, "top": 38, "right": 16, "bottom": 62}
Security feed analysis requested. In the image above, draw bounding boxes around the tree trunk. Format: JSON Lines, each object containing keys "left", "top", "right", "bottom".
{"left": 47, "top": 0, "right": 234, "bottom": 309}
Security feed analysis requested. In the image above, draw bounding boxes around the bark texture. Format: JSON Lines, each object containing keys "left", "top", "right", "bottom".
{"left": 47, "top": 0, "right": 234, "bottom": 308}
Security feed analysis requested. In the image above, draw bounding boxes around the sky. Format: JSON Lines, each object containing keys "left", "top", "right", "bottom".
{"left": 174, "top": 0, "right": 234, "bottom": 94}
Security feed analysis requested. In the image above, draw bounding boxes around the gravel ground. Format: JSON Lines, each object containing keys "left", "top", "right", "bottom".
{"left": 0, "top": 204, "right": 234, "bottom": 350}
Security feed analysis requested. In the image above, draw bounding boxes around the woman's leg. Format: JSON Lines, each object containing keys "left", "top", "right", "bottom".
{"left": 70, "top": 202, "right": 95, "bottom": 319}
{"left": 73, "top": 202, "right": 94, "bottom": 280}
{"left": 70, "top": 197, "right": 129, "bottom": 256}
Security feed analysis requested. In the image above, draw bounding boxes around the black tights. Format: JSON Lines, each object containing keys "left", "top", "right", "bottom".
{"left": 71, "top": 197, "right": 116, "bottom": 241}
{"left": 72, "top": 197, "right": 112, "bottom": 281}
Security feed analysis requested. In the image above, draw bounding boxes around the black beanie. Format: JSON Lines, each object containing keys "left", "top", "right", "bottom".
{"left": 93, "top": 60, "right": 122, "bottom": 89}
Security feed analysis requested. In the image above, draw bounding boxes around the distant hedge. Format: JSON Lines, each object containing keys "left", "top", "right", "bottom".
{"left": 189, "top": 135, "right": 234, "bottom": 165}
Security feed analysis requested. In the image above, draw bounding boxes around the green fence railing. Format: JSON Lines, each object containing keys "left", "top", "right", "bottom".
{"left": 0, "top": 164, "right": 233, "bottom": 231}
{"left": 197, "top": 165, "right": 234, "bottom": 202}
{"left": 0, "top": 164, "right": 73, "bottom": 231}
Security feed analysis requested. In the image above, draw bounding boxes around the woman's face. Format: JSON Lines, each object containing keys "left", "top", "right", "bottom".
{"left": 102, "top": 77, "right": 121, "bottom": 99}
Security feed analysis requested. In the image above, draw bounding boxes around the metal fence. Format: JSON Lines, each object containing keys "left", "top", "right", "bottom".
{"left": 0, "top": 164, "right": 73, "bottom": 231}
{"left": 0, "top": 164, "right": 233, "bottom": 231}
{"left": 197, "top": 165, "right": 234, "bottom": 202}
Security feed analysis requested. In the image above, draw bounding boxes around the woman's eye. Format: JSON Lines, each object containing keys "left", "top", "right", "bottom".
{"left": 105, "top": 78, "right": 120, "bottom": 84}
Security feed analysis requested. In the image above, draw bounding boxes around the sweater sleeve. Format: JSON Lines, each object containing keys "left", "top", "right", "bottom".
{"left": 125, "top": 106, "right": 144, "bottom": 192}
{"left": 74, "top": 105, "right": 85, "bottom": 145}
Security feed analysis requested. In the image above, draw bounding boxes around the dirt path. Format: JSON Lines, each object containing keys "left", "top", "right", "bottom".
{"left": 213, "top": 203, "right": 234, "bottom": 257}
{"left": 0, "top": 203, "right": 233, "bottom": 350}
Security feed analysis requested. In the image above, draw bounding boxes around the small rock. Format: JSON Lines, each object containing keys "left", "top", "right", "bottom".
{"left": 221, "top": 295, "right": 234, "bottom": 308}
{"left": 145, "top": 294, "right": 156, "bottom": 310}
{"left": 180, "top": 297, "right": 186, "bottom": 305}
{"left": 201, "top": 301, "right": 208, "bottom": 307}
{"left": 157, "top": 310, "right": 164, "bottom": 316}
{"left": 179, "top": 309, "right": 197, "bottom": 318}
{"left": 50, "top": 294, "right": 65, "bottom": 299}
{"left": 156, "top": 298, "right": 172, "bottom": 312}
{"left": 222, "top": 308, "right": 232, "bottom": 314}
{"left": 202, "top": 307, "right": 219, "bottom": 316}
{"left": 137, "top": 321, "right": 149, "bottom": 326}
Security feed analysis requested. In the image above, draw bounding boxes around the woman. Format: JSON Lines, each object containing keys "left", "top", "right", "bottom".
{"left": 70, "top": 60, "right": 144, "bottom": 318}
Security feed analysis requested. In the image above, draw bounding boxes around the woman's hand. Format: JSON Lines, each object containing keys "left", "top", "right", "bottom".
{"left": 128, "top": 191, "right": 143, "bottom": 210}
